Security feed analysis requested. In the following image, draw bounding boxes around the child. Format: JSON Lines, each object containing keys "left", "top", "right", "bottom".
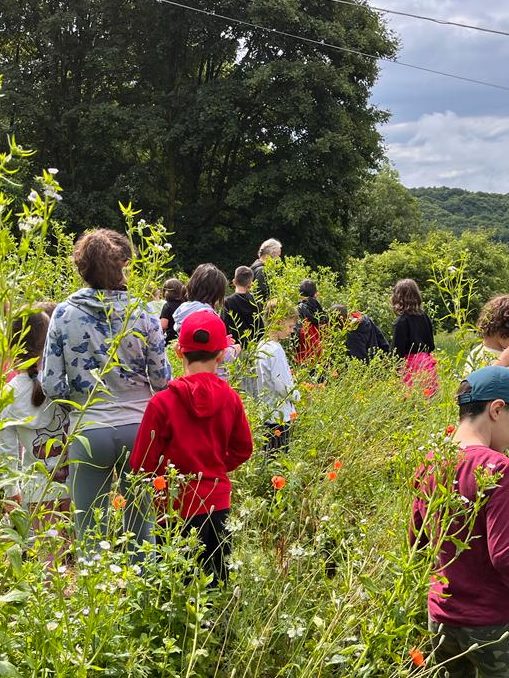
{"left": 222, "top": 266, "right": 264, "bottom": 348}
{"left": 172, "top": 263, "right": 228, "bottom": 334}
{"left": 0, "top": 309, "right": 69, "bottom": 552}
{"left": 130, "top": 311, "right": 253, "bottom": 582}
{"left": 160, "top": 278, "right": 185, "bottom": 345}
{"left": 391, "top": 278, "right": 437, "bottom": 396}
{"left": 331, "top": 304, "right": 389, "bottom": 363}
{"left": 296, "top": 280, "right": 328, "bottom": 364}
{"left": 464, "top": 295, "right": 509, "bottom": 374}
{"left": 411, "top": 366, "right": 509, "bottom": 675}
{"left": 256, "top": 301, "right": 300, "bottom": 453}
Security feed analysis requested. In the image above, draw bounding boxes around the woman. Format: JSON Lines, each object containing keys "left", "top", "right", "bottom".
{"left": 250, "top": 238, "right": 282, "bottom": 301}
{"left": 42, "top": 229, "right": 170, "bottom": 553}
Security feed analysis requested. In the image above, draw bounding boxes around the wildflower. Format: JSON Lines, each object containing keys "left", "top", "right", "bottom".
{"left": 445, "top": 425, "right": 456, "bottom": 436}
{"left": 57, "top": 565, "right": 67, "bottom": 574}
{"left": 327, "top": 471, "right": 337, "bottom": 481}
{"left": 109, "top": 564, "right": 122, "bottom": 574}
{"left": 82, "top": 607, "right": 90, "bottom": 616}
{"left": 271, "top": 475, "right": 286, "bottom": 490}
{"left": 112, "top": 494, "right": 127, "bottom": 510}
{"left": 409, "top": 647, "right": 425, "bottom": 667}
{"left": 287, "top": 625, "right": 305, "bottom": 639}
{"left": 28, "top": 190, "right": 38, "bottom": 202}
{"left": 47, "top": 167, "right": 59, "bottom": 175}
{"left": 153, "top": 476, "right": 167, "bottom": 491}
{"left": 423, "top": 388, "right": 434, "bottom": 398}
{"left": 487, "top": 462, "right": 496, "bottom": 471}
{"left": 99, "top": 540, "right": 111, "bottom": 551}
{"left": 43, "top": 188, "right": 62, "bottom": 202}
{"left": 333, "top": 459, "right": 343, "bottom": 470}
{"left": 46, "top": 621, "right": 58, "bottom": 631}
{"left": 273, "top": 428, "right": 282, "bottom": 438}
{"left": 290, "top": 411, "right": 298, "bottom": 422}
{"left": 132, "top": 564, "right": 142, "bottom": 576}
{"left": 46, "top": 528, "right": 59, "bottom": 538}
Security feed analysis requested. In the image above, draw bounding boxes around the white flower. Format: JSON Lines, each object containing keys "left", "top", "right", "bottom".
{"left": 233, "top": 585, "right": 241, "bottom": 598}
{"left": 448, "top": 265, "right": 457, "bottom": 273}
{"left": 28, "top": 190, "right": 38, "bottom": 202}
{"left": 287, "top": 625, "right": 305, "bottom": 639}
{"left": 46, "top": 528, "right": 59, "bottom": 538}
{"left": 57, "top": 565, "right": 67, "bottom": 574}
{"left": 54, "top": 612, "right": 63, "bottom": 619}
{"left": 99, "top": 540, "right": 111, "bottom": 551}
{"left": 109, "top": 564, "right": 122, "bottom": 574}
{"left": 487, "top": 463, "right": 496, "bottom": 470}
{"left": 320, "top": 515, "right": 330, "bottom": 522}
{"left": 131, "top": 564, "right": 141, "bottom": 575}
{"left": 460, "top": 495, "right": 470, "bottom": 505}
{"left": 289, "top": 545, "right": 306, "bottom": 558}
{"left": 80, "top": 569, "right": 89, "bottom": 577}
{"left": 164, "top": 243, "right": 172, "bottom": 250}
{"left": 82, "top": 607, "right": 90, "bottom": 616}
{"left": 44, "top": 188, "right": 62, "bottom": 202}
{"left": 47, "top": 168, "right": 59, "bottom": 175}
{"left": 227, "top": 559, "right": 243, "bottom": 571}
{"left": 137, "top": 219, "right": 147, "bottom": 228}
{"left": 225, "top": 518, "right": 244, "bottom": 533}
{"left": 46, "top": 621, "right": 58, "bottom": 631}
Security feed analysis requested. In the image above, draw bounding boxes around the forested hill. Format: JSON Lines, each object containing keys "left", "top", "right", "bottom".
{"left": 410, "top": 187, "right": 509, "bottom": 241}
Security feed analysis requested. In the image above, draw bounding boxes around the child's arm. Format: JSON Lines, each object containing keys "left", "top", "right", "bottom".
{"left": 130, "top": 397, "right": 171, "bottom": 474}
{"left": 391, "top": 316, "right": 408, "bottom": 358}
{"left": 225, "top": 396, "right": 253, "bottom": 472}
{"left": 0, "top": 408, "right": 22, "bottom": 505}
{"left": 263, "top": 346, "right": 295, "bottom": 397}
{"left": 41, "top": 315, "right": 69, "bottom": 399}
{"left": 145, "top": 314, "right": 171, "bottom": 390}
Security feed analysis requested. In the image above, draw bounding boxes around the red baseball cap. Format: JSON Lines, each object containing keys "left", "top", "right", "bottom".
{"left": 178, "top": 310, "right": 234, "bottom": 353}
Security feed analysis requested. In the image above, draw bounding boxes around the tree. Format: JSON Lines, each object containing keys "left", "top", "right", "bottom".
{"left": 350, "top": 164, "right": 423, "bottom": 255}
{"left": 0, "top": 0, "right": 397, "bottom": 273}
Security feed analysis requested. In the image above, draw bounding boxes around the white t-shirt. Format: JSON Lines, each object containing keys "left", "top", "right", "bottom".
{"left": 256, "top": 340, "right": 300, "bottom": 423}
{"left": 464, "top": 343, "right": 501, "bottom": 376}
{"left": 0, "top": 373, "right": 69, "bottom": 503}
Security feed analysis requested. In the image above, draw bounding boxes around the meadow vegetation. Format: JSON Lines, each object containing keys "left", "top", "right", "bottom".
{"left": 0, "top": 138, "right": 505, "bottom": 677}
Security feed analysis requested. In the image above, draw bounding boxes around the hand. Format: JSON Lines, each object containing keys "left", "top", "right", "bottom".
{"left": 495, "top": 346, "right": 509, "bottom": 367}
{"left": 233, "top": 344, "right": 242, "bottom": 357}
{"left": 3, "top": 493, "right": 22, "bottom": 513}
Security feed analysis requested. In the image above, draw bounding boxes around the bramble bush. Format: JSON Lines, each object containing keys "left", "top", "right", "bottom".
{"left": 0, "top": 132, "right": 502, "bottom": 677}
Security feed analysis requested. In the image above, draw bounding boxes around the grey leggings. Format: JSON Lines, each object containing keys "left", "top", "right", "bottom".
{"left": 68, "top": 424, "right": 154, "bottom": 552}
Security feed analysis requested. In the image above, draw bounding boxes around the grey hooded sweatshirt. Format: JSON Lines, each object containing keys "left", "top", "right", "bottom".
{"left": 42, "top": 288, "right": 170, "bottom": 428}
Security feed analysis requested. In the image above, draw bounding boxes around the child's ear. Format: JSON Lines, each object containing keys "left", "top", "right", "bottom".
{"left": 175, "top": 344, "right": 183, "bottom": 359}
{"left": 216, "top": 349, "right": 226, "bottom": 364}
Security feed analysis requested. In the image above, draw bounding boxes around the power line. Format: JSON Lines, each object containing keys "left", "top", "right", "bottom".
{"left": 155, "top": 0, "right": 509, "bottom": 92}
{"left": 331, "top": 0, "right": 509, "bottom": 38}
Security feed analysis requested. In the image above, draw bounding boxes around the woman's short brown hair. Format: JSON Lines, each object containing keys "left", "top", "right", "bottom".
{"left": 392, "top": 278, "right": 423, "bottom": 315}
{"left": 185, "top": 264, "right": 227, "bottom": 307}
{"left": 163, "top": 278, "right": 185, "bottom": 302}
{"left": 73, "top": 229, "right": 132, "bottom": 290}
{"left": 478, "top": 295, "right": 509, "bottom": 339}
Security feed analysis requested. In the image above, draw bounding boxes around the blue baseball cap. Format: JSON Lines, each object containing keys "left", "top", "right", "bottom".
{"left": 458, "top": 366, "right": 509, "bottom": 405}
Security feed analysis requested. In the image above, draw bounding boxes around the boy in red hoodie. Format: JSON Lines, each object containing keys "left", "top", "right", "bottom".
{"left": 130, "top": 311, "right": 253, "bottom": 582}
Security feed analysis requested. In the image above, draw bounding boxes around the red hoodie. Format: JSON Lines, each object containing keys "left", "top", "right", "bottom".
{"left": 130, "top": 372, "right": 253, "bottom": 518}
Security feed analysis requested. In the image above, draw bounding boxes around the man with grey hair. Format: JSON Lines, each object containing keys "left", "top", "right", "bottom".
{"left": 251, "top": 238, "right": 282, "bottom": 301}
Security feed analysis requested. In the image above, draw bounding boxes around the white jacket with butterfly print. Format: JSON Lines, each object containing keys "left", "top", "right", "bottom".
{"left": 42, "top": 288, "right": 170, "bottom": 429}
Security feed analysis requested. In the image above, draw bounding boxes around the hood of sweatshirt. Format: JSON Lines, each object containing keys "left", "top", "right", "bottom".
{"left": 226, "top": 292, "right": 259, "bottom": 314}
{"left": 66, "top": 287, "right": 132, "bottom": 321}
{"left": 351, "top": 314, "right": 372, "bottom": 337}
{"left": 168, "top": 372, "right": 225, "bottom": 418}
{"left": 172, "top": 301, "right": 214, "bottom": 333}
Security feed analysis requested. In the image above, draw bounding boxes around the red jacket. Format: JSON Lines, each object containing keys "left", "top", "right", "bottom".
{"left": 130, "top": 372, "right": 253, "bottom": 518}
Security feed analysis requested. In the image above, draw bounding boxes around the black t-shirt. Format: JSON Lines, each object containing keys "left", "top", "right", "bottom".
{"left": 160, "top": 300, "right": 183, "bottom": 344}
{"left": 392, "top": 312, "right": 435, "bottom": 358}
{"left": 221, "top": 293, "right": 264, "bottom": 348}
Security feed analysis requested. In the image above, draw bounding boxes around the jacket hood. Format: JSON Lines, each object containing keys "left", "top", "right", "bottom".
{"left": 228, "top": 293, "right": 258, "bottom": 314}
{"left": 172, "top": 301, "right": 214, "bottom": 333}
{"left": 66, "top": 288, "right": 133, "bottom": 320}
{"left": 351, "top": 315, "right": 371, "bottom": 336}
{"left": 168, "top": 373, "right": 226, "bottom": 418}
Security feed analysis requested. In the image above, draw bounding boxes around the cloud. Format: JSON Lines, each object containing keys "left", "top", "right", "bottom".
{"left": 385, "top": 112, "right": 509, "bottom": 191}
{"left": 370, "top": 0, "right": 509, "bottom": 189}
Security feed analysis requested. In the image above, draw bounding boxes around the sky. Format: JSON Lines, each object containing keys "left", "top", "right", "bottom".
{"left": 371, "top": 0, "right": 509, "bottom": 192}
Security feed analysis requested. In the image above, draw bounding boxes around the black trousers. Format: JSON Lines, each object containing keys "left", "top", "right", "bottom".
{"left": 264, "top": 423, "right": 291, "bottom": 455}
{"left": 158, "top": 508, "right": 231, "bottom": 584}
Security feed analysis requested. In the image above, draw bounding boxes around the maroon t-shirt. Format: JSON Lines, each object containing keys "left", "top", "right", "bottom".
{"left": 411, "top": 445, "right": 509, "bottom": 626}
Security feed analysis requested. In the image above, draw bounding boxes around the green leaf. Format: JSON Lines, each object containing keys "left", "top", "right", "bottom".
{"left": 0, "top": 660, "right": 21, "bottom": 677}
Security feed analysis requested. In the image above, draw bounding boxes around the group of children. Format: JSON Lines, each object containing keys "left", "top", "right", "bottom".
{"left": 6, "top": 230, "right": 509, "bottom": 672}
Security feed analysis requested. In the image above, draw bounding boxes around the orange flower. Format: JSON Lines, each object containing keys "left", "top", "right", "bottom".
{"left": 409, "top": 648, "right": 425, "bottom": 667}
{"left": 423, "top": 388, "right": 434, "bottom": 398}
{"left": 273, "top": 428, "right": 283, "bottom": 438}
{"left": 327, "top": 471, "right": 337, "bottom": 481}
{"left": 445, "top": 424, "right": 456, "bottom": 436}
{"left": 153, "top": 476, "right": 167, "bottom": 491}
{"left": 290, "top": 412, "right": 298, "bottom": 422}
{"left": 112, "top": 494, "right": 126, "bottom": 510}
{"left": 271, "top": 475, "right": 286, "bottom": 490}
{"left": 333, "top": 460, "right": 343, "bottom": 470}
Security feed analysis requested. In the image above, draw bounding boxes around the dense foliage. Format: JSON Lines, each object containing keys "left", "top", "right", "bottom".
{"left": 0, "top": 0, "right": 396, "bottom": 273}
{"left": 411, "top": 187, "right": 509, "bottom": 241}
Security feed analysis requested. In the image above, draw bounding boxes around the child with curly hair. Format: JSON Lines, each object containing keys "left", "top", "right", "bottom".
{"left": 465, "top": 295, "right": 509, "bottom": 374}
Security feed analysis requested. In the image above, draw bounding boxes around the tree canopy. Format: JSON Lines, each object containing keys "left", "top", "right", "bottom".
{"left": 0, "top": 0, "right": 396, "bottom": 273}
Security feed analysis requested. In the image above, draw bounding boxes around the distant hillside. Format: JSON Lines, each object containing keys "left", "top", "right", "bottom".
{"left": 410, "top": 187, "right": 509, "bottom": 241}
